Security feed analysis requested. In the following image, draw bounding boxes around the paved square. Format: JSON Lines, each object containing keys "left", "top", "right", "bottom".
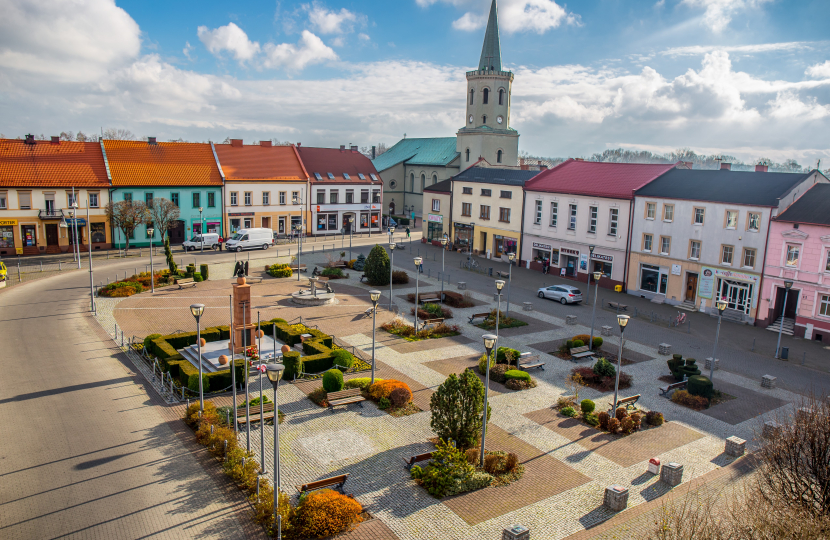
{"left": 422, "top": 354, "right": 510, "bottom": 395}
{"left": 297, "top": 428, "right": 377, "bottom": 466}
{"left": 701, "top": 380, "right": 788, "bottom": 425}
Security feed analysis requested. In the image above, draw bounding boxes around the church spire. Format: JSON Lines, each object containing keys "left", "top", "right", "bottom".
{"left": 478, "top": 0, "right": 502, "bottom": 72}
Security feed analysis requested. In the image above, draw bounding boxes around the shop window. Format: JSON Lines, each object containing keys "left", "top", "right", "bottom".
{"left": 207, "top": 192, "right": 215, "bottom": 208}
{"left": 534, "top": 200, "right": 542, "bottom": 224}
{"left": 568, "top": 204, "right": 577, "bottom": 230}
{"left": 480, "top": 205, "right": 490, "bottom": 220}
{"left": 726, "top": 210, "right": 738, "bottom": 229}
{"left": 90, "top": 222, "right": 106, "bottom": 243}
{"left": 461, "top": 203, "right": 472, "bottom": 217}
{"left": 550, "top": 202, "right": 558, "bottom": 227}
{"left": 689, "top": 240, "right": 701, "bottom": 259}
{"left": 743, "top": 248, "right": 756, "bottom": 268}
{"left": 593, "top": 260, "right": 612, "bottom": 276}
{"left": 694, "top": 207, "right": 705, "bottom": 224}
{"left": 643, "top": 233, "right": 653, "bottom": 252}
{"left": 640, "top": 264, "right": 660, "bottom": 292}
{"left": 499, "top": 208, "right": 510, "bottom": 222}
{"left": 588, "top": 206, "right": 597, "bottom": 233}
{"left": 663, "top": 204, "right": 674, "bottom": 222}
{"left": 0, "top": 225, "right": 14, "bottom": 248}
{"left": 747, "top": 212, "right": 760, "bottom": 231}
{"left": 660, "top": 236, "right": 671, "bottom": 255}
{"left": 721, "top": 245, "right": 734, "bottom": 265}
{"left": 646, "top": 202, "right": 655, "bottom": 219}
{"left": 786, "top": 244, "right": 799, "bottom": 267}
{"left": 609, "top": 208, "right": 619, "bottom": 235}
{"left": 820, "top": 295, "right": 830, "bottom": 317}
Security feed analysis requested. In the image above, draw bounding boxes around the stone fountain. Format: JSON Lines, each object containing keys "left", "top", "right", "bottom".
{"left": 291, "top": 275, "right": 336, "bottom": 306}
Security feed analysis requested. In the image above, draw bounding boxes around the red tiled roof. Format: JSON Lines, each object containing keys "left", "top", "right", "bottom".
{"left": 524, "top": 159, "right": 677, "bottom": 200}
{"left": 103, "top": 140, "right": 222, "bottom": 186}
{"left": 214, "top": 143, "right": 308, "bottom": 181}
{"left": 297, "top": 146, "right": 382, "bottom": 185}
{"left": 0, "top": 139, "right": 109, "bottom": 187}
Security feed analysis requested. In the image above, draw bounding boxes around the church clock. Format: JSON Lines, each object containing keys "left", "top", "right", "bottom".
{"left": 469, "top": 115, "right": 474, "bottom": 124}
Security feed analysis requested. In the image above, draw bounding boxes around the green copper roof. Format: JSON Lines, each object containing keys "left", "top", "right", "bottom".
{"left": 479, "top": 0, "right": 502, "bottom": 71}
{"left": 371, "top": 138, "right": 459, "bottom": 171}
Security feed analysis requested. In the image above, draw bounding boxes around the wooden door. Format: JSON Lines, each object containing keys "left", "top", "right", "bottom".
{"left": 170, "top": 220, "right": 185, "bottom": 244}
{"left": 685, "top": 273, "right": 698, "bottom": 301}
{"left": 45, "top": 224, "right": 59, "bottom": 246}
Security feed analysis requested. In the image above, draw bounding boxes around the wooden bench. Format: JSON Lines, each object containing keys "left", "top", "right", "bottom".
{"left": 570, "top": 345, "right": 596, "bottom": 361}
{"left": 418, "top": 294, "right": 441, "bottom": 304}
{"left": 236, "top": 402, "right": 276, "bottom": 425}
{"left": 418, "top": 318, "right": 444, "bottom": 330}
{"left": 331, "top": 262, "right": 348, "bottom": 269}
{"left": 403, "top": 452, "right": 433, "bottom": 471}
{"left": 518, "top": 352, "right": 545, "bottom": 371}
{"left": 360, "top": 274, "right": 368, "bottom": 283}
{"left": 608, "top": 301, "right": 628, "bottom": 311}
{"left": 327, "top": 388, "right": 366, "bottom": 411}
{"left": 364, "top": 305, "right": 376, "bottom": 317}
{"left": 295, "top": 473, "right": 349, "bottom": 495}
{"left": 176, "top": 277, "right": 197, "bottom": 289}
{"left": 659, "top": 380, "right": 687, "bottom": 397}
{"left": 396, "top": 242, "right": 406, "bottom": 250}
{"left": 468, "top": 312, "right": 490, "bottom": 324}
{"left": 614, "top": 394, "right": 641, "bottom": 411}
{"left": 289, "top": 265, "right": 308, "bottom": 273}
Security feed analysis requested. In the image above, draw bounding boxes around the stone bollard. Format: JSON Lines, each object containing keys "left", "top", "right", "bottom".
{"left": 658, "top": 343, "right": 672, "bottom": 355}
{"left": 762, "top": 421, "right": 782, "bottom": 438}
{"left": 705, "top": 357, "right": 720, "bottom": 371}
{"left": 647, "top": 458, "right": 660, "bottom": 475}
{"left": 761, "top": 374, "right": 777, "bottom": 389}
{"left": 603, "top": 485, "right": 629, "bottom": 511}
{"left": 725, "top": 436, "right": 746, "bottom": 457}
{"left": 660, "top": 462, "right": 684, "bottom": 487}
{"left": 502, "top": 525, "right": 530, "bottom": 540}
{"left": 566, "top": 315, "right": 578, "bottom": 326}
{"left": 601, "top": 325, "right": 612, "bottom": 337}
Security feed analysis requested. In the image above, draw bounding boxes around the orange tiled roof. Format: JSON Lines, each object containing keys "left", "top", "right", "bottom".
{"left": 103, "top": 140, "right": 222, "bottom": 187}
{"left": 0, "top": 139, "right": 110, "bottom": 187}
{"left": 214, "top": 143, "right": 308, "bottom": 181}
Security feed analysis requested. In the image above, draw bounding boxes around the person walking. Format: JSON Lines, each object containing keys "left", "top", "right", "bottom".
{"left": 543, "top": 258, "right": 549, "bottom": 275}
{"left": 406, "top": 227, "right": 410, "bottom": 239}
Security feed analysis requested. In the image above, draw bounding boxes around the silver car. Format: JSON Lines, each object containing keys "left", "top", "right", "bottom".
{"left": 537, "top": 284, "right": 583, "bottom": 304}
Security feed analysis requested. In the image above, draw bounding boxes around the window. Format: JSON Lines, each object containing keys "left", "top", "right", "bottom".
{"left": 369, "top": 174, "right": 378, "bottom": 182}
{"left": 418, "top": 174, "right": 424, "bottom": 192}
{"left": 826, "top": 250, "right": 830, "bottom": 272}
{"left": 358, "top": 173, "right": 365, "bottom": 180}
{"left": 360, "top": 190, "right": 369, "bottom": 203}
{"left": 327, "top": 173, "right": 335, "bottom": 180}
{"left": 372, "top": 190, "right": 381, "bottom": 203}
{"left": 122, "top": 192, "right": 132, "bottom": 203}
{"left": 410, "top": 173, "right": 414, "bottom": 191}
{"left": 483, "top": 88, "right": 489, "bottom": 104}
{"left": 316, "top": 191, "right": 325, "bottom": 204}
{"left": 469, "top": 89, "right": 474, "bottom": 105}
{"left": 497, "top": 150, "right": 502, "bottom": 163}
{"left": 262, "top": 192, "right": 270, "bottom": 205}
{"left": 499, "top": 208, "right": 510, "bottom": 222}
{"left": 433, "top": 174, "right": 437, "bottom": 185}
{"left": 480, "top": 205, "right": 490, "bottom": 220}
{"left": 689, "top": 240, "right": 701, "bottom": 259}
{"left": 345, "top": 190, "right": 354, "bottom": 204}
{"left": 588, "top": 206, "right": 598, "bottom": 233}
{"left": 663, "top": 204, "right": 674, "bottom": 222}
{"left": 482, "top": 115, "right": 487, "bottom": 124}
{"left": 465, "top": 148, "right": 470, "bottom": 162}
{"left": 646, "top": 202, "right": 656, "bottom": 219}
{"left": 343, "top": 173, "right": 350, "bottom": 180}
{"left": 694, "top": 207, "right": 705, "bottom": 224}
{"left": 279, "top": 192, "right": 286, "bottom": 205}
{"left": 500, "top": 191, "right": 511, "bottom": 199}
{"left": 534, "top": 200, "right": 542, "bottom": 224}
{"left": 145, "top": 192, "right": 153, "bottom": 206}
{"left": 291, "top": 191, "right": 299, "bottom": 204}
{"left": 207, "top": 192, "right": 215, "bottom": 207}
{"left": 88, "top": 193, "right": 99, "bottom": 208}
{"left": 498, "top": 88, "right": 504, "bottom": 105}
{"left": 314, "top": 173, "right": 322, "bottom": 181}
{"left": 461, "top": 203, "right": 472, "bottom": 216}
{"left": 568, "top": 204, "right": 577, "bottom": 230}
{"left": 329, "top": 191, "right": 338, "bottom": 204}
{"left": 643, "top": 233, "right": 653, "bottom": 252}
{"left": 432, "top": 199, "right": 440, "bottom": 212}
{"left": 726, "top": 210, "right": 738, "bottom": 229}
{"left": 0, "top": 192, "right": 5, "bottom": 209}
{"left": 193, "top": 192, "right": 200, "bottom": 208}
{"left": 481, "top": 189, "right": 491, "bottom": 196}
{"left": 660, "top": 236, "right": 671, "bottom": 255}
{"left": 550, "top": 202, "right": 558, "bottom": 227}
{"left": 747, "top": 212, "right": 760, "bottom": 231}
{"left": 721, "top": 245, "right": 734, "bottom": 265}
{"left": 786, "top": 244, "right": 799, "bottom": 267}
{"left": 462, "top": 187, "right": 473, "bottom": 195}
{"left": 243, "top": 192, "right": 252, "bottom": 206}
{"left": 743, "top": 248, "right": 756, "bottom": 268}
{"left": 229, "top": 192, "right": 237, "bottom": 206}
{"left": 609, "top": 208, "right": 619, "bottom": 236}
{"left": 820, "top": 295, "right": 830, "bottom": 317}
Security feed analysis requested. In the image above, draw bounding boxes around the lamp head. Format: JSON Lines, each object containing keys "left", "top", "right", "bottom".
{"left": 482, "top": 333, "right": 497, "bottom": 352}
{"left": 199, "top": 207, "right": 203, "bottom": 213}
{"left": 716, "top": 298, "right": 728, "bottom": 312}
{"left": 389, "top": 243, "right": 394, "bottom": 250}
{"left": 440, "top": 236, "right": 448, "bottom": 246}
{"left": 147, "top": 228, "right": 154, "bottom": 237}
{"left": 266, "top": 363, "right": 285, "bottom": 384}
{"left": 190, "top": 303, "right": 205, "bottom": 320}
{"left": 589, "top": 244, "right": 595, "bottom": 253}
{"left": 495, "top": 279, "right": 505, "bottom": 291}
{"left": 617, "top": 314, "right": 630, "bottom": 330}
{"left": 349, "top": 217, "right": 354, "bottom": 223}
{"left": 784, "top": 280, "right": 793, "bottom": 290}
{"left": 593, "top": 271, "right": 602, "bottom": 281}
{"left": 508, "top": 252, "right": 515, "bottom": 261}
{"left": 414, "top": 256, "right": 422, "bottom": 267}
{"left": 369, "top": 290, "right": 381, "bottom": 303}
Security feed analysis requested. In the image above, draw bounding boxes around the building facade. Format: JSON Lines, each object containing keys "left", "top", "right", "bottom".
{"left": 628, "top": 166, "right": 826, "bottom": 323}
{"left": 0, "top": 137, "right": 112, "bottom": 256}
{"left": 760, "top": 183, "right": 830, "bottom": 340}
{"left": 214, "top": 140, "right": 309, "bottom": 236}
{"left": 298, "top": 145, "right": 383, "bottom": 237}
{"left": 422, "top": 179, "right": 452, "bottom": 242}
{"left": 521, "top": 160, "right": 675, "bottom": 291}
{"left": 104, "top": 139, "right": 223, "bottom": 247}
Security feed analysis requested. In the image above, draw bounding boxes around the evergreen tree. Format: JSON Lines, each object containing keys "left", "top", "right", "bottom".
{"left": 430, "top": 370, "right": 491, "bottom": 450}
{"left": 353, "top": 253, "right": 367, "bottom": 271}
{"left": 364, "top": 244, "right": 390, "bottom": 285}
{"left": 165, "top": 235, "right": 178, "bottom": 274}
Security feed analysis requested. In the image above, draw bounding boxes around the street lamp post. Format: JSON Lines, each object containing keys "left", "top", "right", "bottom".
{"left": 479, "top": 333, "right": 497, "bottom": 466}
{"left": 87, "top": 197, "right": 95, "bottom": 313}
{"left": 710, "top": 298, "right": 728, "bottom": 380}
{"left": 586, "top": 245, "right": 595, "bottom": 308}
{"left": 611, "top": 315, "right": 630, "bottom": 413}
{"left": 588, "top": 271, "right": 602, "bottom": 350}
{"left": 256, "top": 314, "right": 266, "bottom": 474}
{"left": 388, "top": 242, "right": 395, "bottom": 311}
{"left": 369, "top": 290, "right": 381, "bottom": 384}
{"left": 505, "top": 252, "right": 515, "bottom": 316}
{"left": 495, "top": 280, "right": 505, "bottom": 345}
{"left": 147, "top": 227, "right": 155, "bottom": 293}
{"left": 775, "top": 281, "right": 794, "bottom": 359}
{"left": 440, "top": 234, "right": 448, "bottom": 303}
{"left": 190, "top": 304, "right": 206, "bottom": 411}
{"left": 414, "top": 257, "right": 422, "bottom": 332}
{"left": 295, "top": 225, "right": 302, "bottom": 282}
{"left": 199, "top": 207, "right": 204, "bottom": 253}
{"left": 348, "top": 217, "right": 354, "bottom": 261}
{"left": 265, "top": 363, "right": 285, "bottom": 540}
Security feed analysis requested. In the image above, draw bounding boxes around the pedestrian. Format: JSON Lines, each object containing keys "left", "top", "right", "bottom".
{"left": 406, "top": 227, "right": 410, "bottom": 238}
{"left": 543, "top": 258, "right": 549, "bottom": 275}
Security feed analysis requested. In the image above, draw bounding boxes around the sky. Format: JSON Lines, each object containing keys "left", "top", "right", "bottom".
{"left": 1, "top": 0, "right": 829, "bottom": 166}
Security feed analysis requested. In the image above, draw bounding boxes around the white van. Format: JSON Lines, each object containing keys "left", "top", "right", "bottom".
{"left": 224, "top": 228, "right": 274, "bottom": 252}
{"left": 183, "top": 233, "right": 220, "bottom": 251}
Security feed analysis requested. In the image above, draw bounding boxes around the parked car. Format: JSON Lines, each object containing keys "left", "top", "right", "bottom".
{"left": 224, "top": 228, "right": 274, "bottom": 252}
{"left": 537, "top": 284, "right": 583, "bottom": 304}
{"left": 182, "top": 233, "right": 220, "bottom": 251}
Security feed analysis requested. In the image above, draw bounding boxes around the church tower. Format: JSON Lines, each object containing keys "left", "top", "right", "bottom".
{"left": 457, "top": 0, "right": 519, "bottom": 169}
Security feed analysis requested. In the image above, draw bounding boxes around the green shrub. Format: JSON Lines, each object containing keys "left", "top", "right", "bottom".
{"left": 322, "top": 369, "right": 344, "bottom": 392}
{"left": 364, "top": 244, "right": 391, "bottom": 286}
{"left": 188, "top": 373, "right": 210, "bottom": 393}
{"left": 496, "top": 346, "right": 522, "bottom": 364}
{"left": 489, "top": 364, "right": 508, "bottom": 383}
{"left": 593, "top": 358, "right": 616, "bottom": 378}
{"left": 343, "top": 377, "right": 382, "bottom": 390}
{"left": 667, "top": 357, "right": 684, "bottom": 380}
{"left": 352, "top": 253, "right": 366, "bottom": 271}
{"left": 143, "top": 333, "right": 162, "bottom": 351}
{"left": 572, "top": 339, "right": 584, "bottom": 348}
{"left": 671, "top": 389, "right": 708, "bottom": 410}
{"left": 391, "top": 270, "right": 409, "bottom": 284}
{"left": 410, "top": 439, "right": 493, "bottom": 498}
{"left": 592, "top": 337, "right": 603, "bottom": 348}
{"left": 267, "top": 264, "right": 292, "bottom": 278}
{"left": 193, "top": 272, "right": 203, "bottom": 282}
{"left": 561, "top": 406, "right": 576, "bottom": 417}
{"left": 331, "top": 349, "right": 354, "bottom": 370}
{"left": 687, "top": 375, "right": 714, "bottom": 399}
{"left": 199, "top": 263, "right": 209, "bottom": 280}
{"left": 645, "top": 411, "right": 664, "bottom": 426}
{"left": 321, "top": 267, "right": 343, "bottom": 277}
{"left": 430, "top": 370, "right": 490, "bottom": 450}
{"left": 580, "top": 399, "right": 596, "bottom": 414}
{"left": 378, "top": 397, "right": 391, "bottom": 410}
{"left": 504, "top": 370, "right": 531, "bottom": 383}
{"left": 680, "top": 358, "right": 701, "bottom": 379}
{"left": 478, "top": 352, "right": 496, "bottom": 375}
{"left": 584, "top": 412, "right": 599, "bottom": 426}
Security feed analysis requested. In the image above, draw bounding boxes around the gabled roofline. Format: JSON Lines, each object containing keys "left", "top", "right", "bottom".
{"left": 100, "top": 140, "right": 112, "bottom": 183}
{"left": 210, "top": 141, "right": 226, "bottom": 181}
{"left": 291, "top": 143, "right": 310, "bottom": 179}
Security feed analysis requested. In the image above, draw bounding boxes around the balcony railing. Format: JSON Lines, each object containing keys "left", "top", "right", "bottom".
{"left": 38, "top": 208, "right": 65, "bottom": 219}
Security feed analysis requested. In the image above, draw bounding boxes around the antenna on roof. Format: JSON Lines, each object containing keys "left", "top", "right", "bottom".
{"left": 403, "top": 133, "right": 406, "bottom": 139}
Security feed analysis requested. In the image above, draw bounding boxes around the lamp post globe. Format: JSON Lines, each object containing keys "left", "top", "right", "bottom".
{"left": 190, "top": 303, "right": 206, "bottom": 410}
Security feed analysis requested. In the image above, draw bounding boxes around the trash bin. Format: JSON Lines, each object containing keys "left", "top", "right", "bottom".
{"left": 614, "top": 285, "right": 623, "bottom": 292}
{"left": 781, "top": 347, "right": 789, "bottom": 360}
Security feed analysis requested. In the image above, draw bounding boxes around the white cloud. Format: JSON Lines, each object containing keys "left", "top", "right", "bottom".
{"left": 680, "top": 0, "right": 773, "bottom": 33}
{"left": 452, "top": 12, "right": 486, "bottom": 31}
{"left": 307, "top": 3, "right": 364, "bottom": 34}
{"left": 806, "top": 61, "right": 830, "bottom": 79}
{"left": 662, "top": 41, "right": 819, "bottom": 57}
{"left": 183, "top": 41, "right": 195, "bottom": 61}
{"left": 197, "top": 22, "right": 261, "bottom": 63}
{"left": 358, "top": 33, "right": 371, "bottom": 41}
{"left": 767, "top": 91, "right": 830, "bottom": 120}
{"left": 262, "top": 30, "right": 338, "bottom": 71}
{"left": 426, "top": 0, "right": 579, "bottom": 34}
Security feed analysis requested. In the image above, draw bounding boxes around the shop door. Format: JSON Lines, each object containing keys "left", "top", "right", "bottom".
{"left": 278, "top": 217, "right": 285, "bottom": 235}
{"left": 480, "top": 231, "right": 487, "bottom": 253}
{"left": 565, "top": 256, "right": 576, "bottom": 276}
{"left": 685, "top": 273, "right": 698, "bottom": 301}
{"left": 169, "top": 220, "right": 185, "bottom": 244}
{"left": 721, "top": 279, "right": 751, "bottom": 314}
{"left": 45, "top": 224, "right": 58, "bottom": 246}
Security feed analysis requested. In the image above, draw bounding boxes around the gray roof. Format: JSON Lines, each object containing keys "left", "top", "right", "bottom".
{"left": 453, "top": 166, "right": 538, "bottom": 186}
{"left": 634, "top": 168, "right": 813, "bottom": 206}
{"left": 424, "top": 178, "right": 452, "bottom": 193}
{"left": 479, "top": 0, "right": 502, "bottom": 72}
{"left": 775, "top": 183, "right": 830, "bottom": 225}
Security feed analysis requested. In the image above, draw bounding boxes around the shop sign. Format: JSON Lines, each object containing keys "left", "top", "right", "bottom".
{"left": 561, "top": 247, "right": 579, "bottom": 256}
{"left": 428, "top": 214, "right": 443, "bottom": 223}
{"left": 228, "top": 212, "right": 254, "bottom": 217}
{"left": 590, "top": 253, "right": 613, "bottom": 262}
{"left": 713, "top": 267, "right": 759, "bottom": 282}
{"left": 66, "top": 218, "right": 86, "bottom": 226}
{"left": 0, "top": 219, "right": 17, "bottom": 227}
{"left": 532, "top": 242, "right": 552, "bottom": 250}
{"left": 579, "top": 253, "right": 588, "bottom": 271}
{"left": 698, "top": 268, "right": 715, "bottom": 298}
{"left": 671, "top": 264, "right": 682, "bottom": 275}
{"left": 454, "top": 222, "right": 472, "bottom": 229}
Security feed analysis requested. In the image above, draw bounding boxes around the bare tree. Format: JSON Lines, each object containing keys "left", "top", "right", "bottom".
{"left": 102, "top": 128, "right": 138, "bottom": 140}
{"left": 106, "top": 200, "right": 149, "bottom": 251}
{"left": 59, "top": 131, "right": 74, "bottom": 141}
{"left": 148, "top": 198, "right": 180, "bottom": 241}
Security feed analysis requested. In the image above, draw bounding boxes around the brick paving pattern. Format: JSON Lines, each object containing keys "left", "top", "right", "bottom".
{"left": 333, "top": 518, "right": 402, "bottom": 540}
{"left": 422, "top": 355, "right": 511, "bottom": 396}
{"left": 700, "top": 380, "right": 788, "bottom": 425}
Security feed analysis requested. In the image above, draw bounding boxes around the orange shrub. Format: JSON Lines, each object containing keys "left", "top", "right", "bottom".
{"left": 572, "top": 334, "right": 591, "bottom": 344}
{"left": 367, "top": 379, "right": 412, "bottom": 402}
{"left": 671, "top": 389, "right": 709, "bottom": 410}
{"left": 294, "top": 489, "right": 363, "bottom": 538}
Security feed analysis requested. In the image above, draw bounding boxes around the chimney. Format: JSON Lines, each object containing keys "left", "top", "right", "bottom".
{"left": 540, "top": 165, "right": 549, "bottom": 171}
{"left": 51, "top": 136, "right": 60, "bottom": 144}
{"left": 720, "top": 162, "right": 731, "bottom": 170}
{"left": 340, "top": 145, "right": 346, "bottom": 152}
{"left": 260, "top": 140, "right": 272, "bottom": 147}
{"left": 371, "top": 145, "right": 376, "bottom": 159}
{"left": 230, "top": 139, "right": 243, "bottom": 147}
{"left": 755, "top": 163, "right": 768, "bottom": 172}
{"left": 24, "top": 134, "right": 35, "bottom": 145}
{"left": 148, "top": 136, "right": 157, "bottom": 145}
{"left": 683, "top": 161, "right": 693, "bottom": 169}
{"left": 350, "top": 145, "right": 358, "bottom": 153}
{"left": 297, "top": 142, "right": 302, "bottom": 147}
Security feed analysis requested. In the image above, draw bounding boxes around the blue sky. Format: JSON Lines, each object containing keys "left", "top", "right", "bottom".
{"left": 1, "top": 0, "right": 829, "bottom": 165}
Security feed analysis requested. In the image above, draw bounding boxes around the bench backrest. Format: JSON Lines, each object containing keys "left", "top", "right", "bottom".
{"left": 668, "top": 381, "right": 687, "bottom": 389}
{"left": 617, "top": 394, "right": 641, "bottom": 404}
{"left": 519, "top": 355, "right": 540, "bottom": 363}
{"left": 570, "top": 345, "right": 589, "bottom": 354}
{"left": 237, "top": 402, "right": 275, "bottom": 416}
{"left": 408, "top": 451, "right": 433, "bottom": 464}
{"left": 472, "top": 313, "right": 489, "bottom": 318}
{"left": 301, "top": 474, "right": 348, "bottom": 491}
{"left": 327, "top": 388, "right": 361, "bottom": 400}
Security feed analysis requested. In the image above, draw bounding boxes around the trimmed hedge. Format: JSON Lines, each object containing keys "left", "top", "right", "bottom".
{"left": 504, "top": 370, "right": 531, "bottom": 382}
{"left": 687, "top": 375, "right": 714, "bottom": 399}
{"left": 496, "top": 346, "right": 521, "bottom": 364}
{"left": 200, "top": 264, "right": 209, "bottom": 281}
{"left": 322, "top": 369, "right": 344, "bottom": 392}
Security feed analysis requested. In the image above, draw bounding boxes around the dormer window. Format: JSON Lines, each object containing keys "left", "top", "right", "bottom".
{"left": 314, "top": 173, "right": 322, "bottom": 181}
{"left": 483, "top": 88, "right": 489, "bottom": 104}
{"left": 343, "top": 173, "right": 350, "bottom": 180}
{"left": 358, "top": 173, "right": 365, "bottom": 180}
{"left": 327, "top": 173, "right": 335, "bottom": 179}
{"left": 370, "top": 173, "right": 378, "bottom": 181}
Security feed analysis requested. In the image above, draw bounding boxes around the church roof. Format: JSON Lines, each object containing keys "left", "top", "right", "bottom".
{"left": 371, "top": 138, "right": 459, "bottom": 172}
{"left": 479, "top": 0, "right": 502, "bottom": 72}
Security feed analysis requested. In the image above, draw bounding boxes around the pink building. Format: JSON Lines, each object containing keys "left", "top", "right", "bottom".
{"left": 760, "top": 183, "right": 830, "bottom": 342}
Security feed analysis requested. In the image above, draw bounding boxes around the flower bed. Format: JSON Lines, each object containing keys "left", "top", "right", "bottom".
{"left": 476, "top": 349, "right": 538, "bottom": 391}
{"left": 381, "top": 316, "right": 461, "bottom": 342}
{"left": 474, "top": 309, "right": 528, "bottom": 330}
{"left": 308, "top": 377, "right": 420, "bottom": 416}
{"left": 571, "top": 358, "right": 633, "bottom": 392}
{"left": 555, "top": 397, "right": 665, "bottom": 437}
{"left": 411, "top": 302, "right": 453, "bottom": 320}
{"left": 266, "top": 263, "right": 292, "bottom": 278}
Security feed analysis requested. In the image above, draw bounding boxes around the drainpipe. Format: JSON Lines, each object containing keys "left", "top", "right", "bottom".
{"left": 519, "top": 187, "right": 527, "bottom": 266}
{"left": 623, "top": 197, "right": 635, "bottom": 293}
{"left": 755, "top": 206, "right": 775, "bottom": 327}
